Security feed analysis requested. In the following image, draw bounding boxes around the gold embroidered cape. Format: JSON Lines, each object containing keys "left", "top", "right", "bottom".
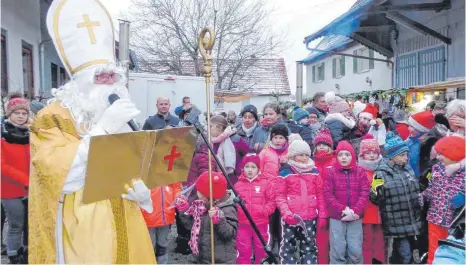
{"left": 29, "top": 102, "right": 156, "bottom": 264}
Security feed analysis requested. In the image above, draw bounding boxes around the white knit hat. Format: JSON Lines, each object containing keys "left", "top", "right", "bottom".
{"left": 288, "top": 139, "right": 311, "bottom": 158}
{"left": 288, "top": 133, "right": 303, "bottom": 144}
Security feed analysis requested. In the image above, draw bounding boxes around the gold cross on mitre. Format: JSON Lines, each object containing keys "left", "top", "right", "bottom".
{"left": 77, "top": 14, "right": 100, "bottom": 44}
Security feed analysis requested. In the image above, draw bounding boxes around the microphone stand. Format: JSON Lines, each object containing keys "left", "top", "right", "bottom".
{"left": 192, "top": 121, "right": 278, "bottom": 264}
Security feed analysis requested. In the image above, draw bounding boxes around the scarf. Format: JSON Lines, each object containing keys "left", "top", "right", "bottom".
{"left": 2, "top": 119, "right": 30, "bottom": 145}
{"left": 212, "top": 126, "right": 237, "bottom": 174}
{"left": 288, "top": 159, "right": 316, "bottom": 174}
{"left": 359, "top": 157, "right": 382, "bottom": 171}
{"left": 309, "top": 122, "right": 321, "bottom": 132}
{"left": 269, "top": 142, "right": 289, "bottom": 155}
{"left": 314, "top": 151, "right": 334, "bottom": 165}
{"left": 241, "top": 122, "right": 257, "bottom": 137}
{"left": 185, "top": 200, "right": 208, "bottom": 256}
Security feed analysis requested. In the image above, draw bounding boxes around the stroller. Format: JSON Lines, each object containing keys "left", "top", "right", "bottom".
{"left": 432, "top": 196, "right": 465, "bottom": 264}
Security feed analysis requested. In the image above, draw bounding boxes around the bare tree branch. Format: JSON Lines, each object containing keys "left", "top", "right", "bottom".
{"left": 126, "top": 0, "right": 286, "bottom": 90}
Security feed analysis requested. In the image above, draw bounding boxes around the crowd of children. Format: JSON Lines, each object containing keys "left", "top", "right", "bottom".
{"left": 166, "top": 95, "right": 465, "bottom": 265}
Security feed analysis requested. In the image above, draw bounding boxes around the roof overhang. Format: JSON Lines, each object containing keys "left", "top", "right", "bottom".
{"left": 214, "top": 90, "right": 260, "bottom": 103}
{"left": 409, "top": 77, "right": 465, "bottom": 92}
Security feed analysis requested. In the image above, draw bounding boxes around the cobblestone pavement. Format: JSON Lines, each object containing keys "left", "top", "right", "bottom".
{"left": 1, "top": 223, "right": 191, "bottom": 264}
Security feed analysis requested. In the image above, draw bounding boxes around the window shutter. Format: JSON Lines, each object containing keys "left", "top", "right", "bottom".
{"left": 340, "top": 56, "right": 345, "bottom": 76}
{"left": 353, "top": 50, "right": 358, "bottom": 73}
{"left": 332, "top": 58, "right": 336, "bottom": 78}
{"left": 369, "top": 49, "right": 375, "bottom": 69}
{"left": 322, "top": 62, "right": 325, "bottom": 80}
{"left": 312, "top": 65, "right": 316, "bottom": 83}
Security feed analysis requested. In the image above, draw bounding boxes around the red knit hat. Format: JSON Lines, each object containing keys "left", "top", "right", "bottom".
{"left": 313, "top": 128, "right": 333, "bottom": 148}
{"left": 358, "top": 104, "right": 378, "bottom": 120}
{"left": 359, "top": 134, "right": 380, "bottom": 157}
{"left": 408, "top": 110, "right": 435, "bottom": 133}
{"left": 196, "top": 171, "right": 228, "bottom": 200}
{"left": 6, "top": 94, "right": 30, "bottom": 117}
{"left": 434, "top": 136, "right": 466, "bottom": 162}
{"left": 335, "top": 141, "right": 356, "bottom": 168}
{"left": 240, "top": 153, "right": 260, "bottom": 170}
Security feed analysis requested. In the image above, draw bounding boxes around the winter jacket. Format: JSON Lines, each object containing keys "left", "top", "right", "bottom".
{"left": 324, "top": 113, "right": 354, "bottom": 149}
{"left": 323, "top": 164, "right": 370, "bottom": 220}
{"left": 315, "top": 107, "right": 328, "bottom": 124}
{"left": 1, "top": 120, "right": 30, "bottom": 199}
{"left": 236, "top": 124, "right": 258, "bottom": 150}
{"left": 423, "top": 163, "right": 465, "bottom": 228}
{"left": 396, "top": 123, "right": 410, "bottom": 141}
{"left": 179, "top": 191, "right": 238, "bottom": 264}
{"left": 276, "top": 164, "right": 328, "bottom": 220}
{"left": 258, "top": 145, "right": 288, "bottom": 178}
{"left": 370, "top": 159, "right": 423, "bottom": 238}
{"left": 313, "top": 152, "right": 335, "bottom": 181}
{"left": 185, "top": 144, "right": 218, "bottom": 203}
{"left": 252, "top": 120, "right": 291, "bottom": 152}
{"left": 406, "top": 133, "right": 426, "bottom": 177}
{"left": 234, "top": 173, "right": 275, "bottom": 225}
{"left": 142, "top": 113, "right": 180, "bottom": 130}
{"left": 286, "top": 121, "right": 314, "bottom": 149}
{"left": 230, "top": 134, "right": 252, "bottom": 175}
{"left": 142, "top": 183, "right": 182, "bottom": 227}
{"left": 362, "top": 168, "right": 381, "bottom": 224}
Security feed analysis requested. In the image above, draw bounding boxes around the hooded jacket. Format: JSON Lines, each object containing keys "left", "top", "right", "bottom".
{"left": 234, "top": 173, "right": 275, "bottom": 225}
{"left": 186, "top": 143, "right": 218, "bottom": 203}
{"left": 179, "top": 191, "right": 239, "bottom": 264}
{"left": 323, "top": 141, "right": 370, "bottom": 220}
{"left": 142, "top": 183, "right": 182, "bottom": 227}
{"left": 370, "top": 159, "right": 423, "bottom": 238}
{"left": 276, "top": 163, "right": 328, "bottom": 220}
{"left": 258, "top": 144, "right": 288, "bottom": 179}
{"left": 1, "top": 119, "right": 30, "bottom": 199}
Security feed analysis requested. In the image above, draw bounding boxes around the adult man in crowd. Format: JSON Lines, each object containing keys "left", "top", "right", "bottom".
{"left": 141, "top": 96, "right": 182, "bottom": 263}
{"left": 142, "top": 97, "right": 180, "bottom": 130}
{"left": 312, "top": 92, "right": 328, "bottom": 123}
{"left": 175, "top": 96, "right": 191, "bottom": 117}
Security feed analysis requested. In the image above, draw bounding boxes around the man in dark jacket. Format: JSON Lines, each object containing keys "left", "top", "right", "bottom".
{"left": 142, "top": 97, "right": 180, "bottom": 130}
{"left": 312, "top": 92, "right": 328, "bottom": 124}
{"left": 371, "top": 132, "right": 423, "bottom": 264}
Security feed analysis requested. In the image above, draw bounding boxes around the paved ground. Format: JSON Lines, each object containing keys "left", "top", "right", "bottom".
{"left": 1, "top": 223, "right": 190, "bottom": 264}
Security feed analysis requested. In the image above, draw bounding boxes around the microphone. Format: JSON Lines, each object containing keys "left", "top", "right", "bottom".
{"left": 108, "top": 94, "right": 139, "bottom": 131}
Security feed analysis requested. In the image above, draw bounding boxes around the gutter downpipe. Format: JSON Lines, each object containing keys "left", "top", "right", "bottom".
{"left": 39, "top": 39, "right": 51, "bottom": 98}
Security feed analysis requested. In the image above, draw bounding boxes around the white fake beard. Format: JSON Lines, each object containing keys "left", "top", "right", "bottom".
{"left": 50, "top": 75, "right": 129, "bottom": 136}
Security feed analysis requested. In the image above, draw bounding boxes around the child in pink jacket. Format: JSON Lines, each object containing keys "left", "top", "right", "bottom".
{"left": 258, "top": 123, "right": 289, "bottom": 178}
{"left": 276, "top": 139, "right": 327, "bottom": 264}
{"left": 234, "top": 154, "right": 275, "bottom": 264}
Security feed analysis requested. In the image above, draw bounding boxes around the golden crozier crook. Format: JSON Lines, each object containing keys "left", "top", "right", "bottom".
{"left": 199, "top": 27, "right": 216, "bottom": 264}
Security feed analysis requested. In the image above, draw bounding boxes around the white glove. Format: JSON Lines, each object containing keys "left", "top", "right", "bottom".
{"left": 122, "top": 180, "right": 153, "bottom": 213}
{"left": 97, "top": 98, "right": 140, "bottom": 134}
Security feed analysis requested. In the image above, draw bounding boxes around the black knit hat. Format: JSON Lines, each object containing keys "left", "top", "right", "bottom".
{"left": 306, "top": 106, "right": 320, "bottom": 118}
{"left": 240, "top": 104, "right": 258, "bottom": 121}
{"left": 270, "top": 124, "right": 289, "bottom": 140}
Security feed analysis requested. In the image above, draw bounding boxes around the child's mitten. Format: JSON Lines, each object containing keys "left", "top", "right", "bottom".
{"left": 174, "top": 195, "right": 189, "bottom": 212}
{"left": 209, "top": 207, "right": 225, "bottom": 224}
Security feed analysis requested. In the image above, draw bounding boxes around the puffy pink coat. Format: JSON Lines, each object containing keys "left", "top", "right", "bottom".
{"left": 259, "top": 145, "right": 288, "bottom": 178}
{"left": 276, "top": 164, "right": 328, "bottom": 220}
{"left": 234, "top": 172, "right": 276, "bottom": 225}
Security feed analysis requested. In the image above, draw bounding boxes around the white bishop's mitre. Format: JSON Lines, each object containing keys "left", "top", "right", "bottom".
{"left": 46, "top": 0, "right": 115, "bottom": 77}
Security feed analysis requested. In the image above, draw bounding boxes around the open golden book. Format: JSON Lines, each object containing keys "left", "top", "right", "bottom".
{"left": 83, "top": 126, "right": 198, "bottom": 204}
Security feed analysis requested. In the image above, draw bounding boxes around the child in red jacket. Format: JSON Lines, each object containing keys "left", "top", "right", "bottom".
{"left": 323, "top": 141, "right": 370, "bottom": 264}
{"left": 276, "top": 139, "right": 327, "bottom": 264}
{"left": 234, "top": 154, "right": 275, "bottom": 264}
{"left": 358, "top": 135, "right": 385, "bottom": 264}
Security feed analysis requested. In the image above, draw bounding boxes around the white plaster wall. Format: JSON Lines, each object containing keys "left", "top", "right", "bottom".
{"left": 222, "top": 94, "right": 291, "bottom": 114}
{"left": 305, "top": 43, "right": 392, "bottom": 99}
{"left": 1, "top": 0, "right": 41, "bottom": 96}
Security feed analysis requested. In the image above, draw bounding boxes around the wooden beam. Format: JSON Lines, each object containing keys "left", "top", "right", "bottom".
{"left": 372, "top": 0, "right": 451, "bottom": 12}
{"left": 386, "top": 12, "right": 451, "bottom": 44}
{"left": 350, "top": 33, "right": 394, "bottom": 58}
{"left": 355, "top": 25, "right": 395, "bottom": 33}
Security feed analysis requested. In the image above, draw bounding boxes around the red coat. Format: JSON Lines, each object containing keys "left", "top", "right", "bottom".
{"left": 276, "top": 164, "right": 328, "bottom": 220}
{"left": 1, "top": 136, "right": 29, "bottom": 199}
{"left": 142, "top": 183, "right": 182, "bottom": 228}
{"left": 234, "top": 173, "right": 275, "bottom": 225}
{"left": 362, "top": 169, "right": 381, "bottom": 224}
{"left": 396, "top": 123, "right": 410, "bottom": 141}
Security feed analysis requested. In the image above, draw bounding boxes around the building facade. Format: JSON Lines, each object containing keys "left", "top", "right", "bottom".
{"left": 303, "top": 38, "right": 392, "bottom": 98}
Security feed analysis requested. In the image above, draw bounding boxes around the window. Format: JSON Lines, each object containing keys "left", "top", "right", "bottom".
{"left": 312, "top": 62, "right": 325, "bottom": 83}
{"left": 22, "top": 41, "right": 34, "bottom": 99}
{"left": 353, "top": 48, "right": 374, "bottom": 74}
{"left": 59, "top": 67, "right": 68, "bottom": 85}
{"left": 1, "top": 30, "right": 8, "bottom": 95}
{"left": 51, "top": 63, "right": 58, "bottom": 88}
{"left": 332, "top": 56, "right": 345, "bottom": 78}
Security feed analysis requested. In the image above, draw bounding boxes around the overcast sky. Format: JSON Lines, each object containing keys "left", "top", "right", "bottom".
{"left": 100, "top": 0, "right": 357, "bottom": 95}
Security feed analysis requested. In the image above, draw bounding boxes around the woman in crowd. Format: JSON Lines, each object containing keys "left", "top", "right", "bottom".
{"left": 236, "top": 105, "right": 259, "bottom": 150}
{"left": 1, "top": 93, "right": 31, "bottom": 264}
{"left": 252, "top": 102, "right": 290, "bottom": 153}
